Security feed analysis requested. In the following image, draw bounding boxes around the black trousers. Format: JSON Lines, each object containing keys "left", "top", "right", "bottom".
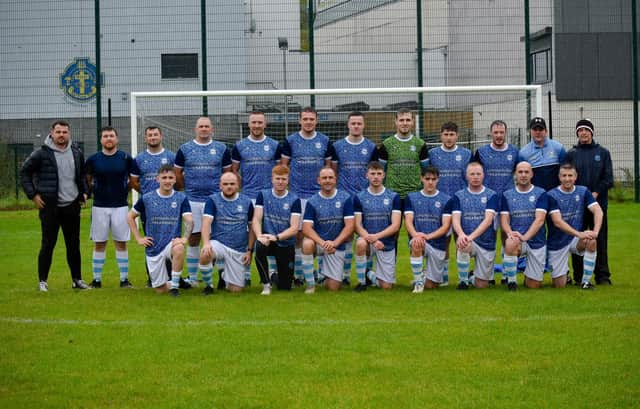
{"left": 571, "top": 208, "right": 610, "bottom": 282}
{"left": 38, "top": 200, "right": 82, "bottom": 282}
{"left": 255, "top": 241, "right": 294, "bottom": 290}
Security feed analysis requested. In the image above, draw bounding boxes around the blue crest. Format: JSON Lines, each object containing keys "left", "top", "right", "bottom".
{"left": 59, "top": 57, "right": 100, "bottom": 101}
{"left": 594, "top": 155, "right": 601, "bottom": 161}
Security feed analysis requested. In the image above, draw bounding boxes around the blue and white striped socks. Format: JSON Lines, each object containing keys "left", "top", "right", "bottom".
{"left": 457, "top": 252, "right": 470, "bottom": 284}
{"left": 116, "top": 250, "right": 129, "bottom": 282}
{"left": 187, "top": 246, "right": 200, "bottom": 282}
{"left": 92, "top": 250, "right": 105, "bottom": 282}
{"left": 582, "top": 251, "right": 597, "bottom": 284}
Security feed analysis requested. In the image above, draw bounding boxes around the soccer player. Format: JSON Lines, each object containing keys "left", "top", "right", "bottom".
{"left": 252, "top": 165, "right": 301, "bottom": 294}
{"left": 566, "top": 119, "right": 614, "bottom": 285}
{"left": 451, "top": 162, "right": 499, "bottom": 289}
{"left": 352, "top": 162, "right": 401, "bottom": 291}
{"left": 85, "top": 126, "right": 134, "bottom": 288}
{"left": 428, "top": 121, "right": 472, "bottom": 285}
{"left": 127, "top": 165, "right": 193, "bottom": 296}
{"left": 473, "top": 120, "right": 519, "bottom": 281}
{"left": 280, "top": 107, "right": 335, "bottom": 285}
{"left": 130, "top": 126, "right": 175, "bottom": 194}
{"left": 404, "top": 166, "right": 453, "bottom": 292}
{"left": 301, "top": 167, "right": 354, "bottom": 293}
{"left": 199, "top": 172, "right": 255, "bottom": 294}
{"left": 546, "top": 164, "right": 603, "bottom": 289}
{"left": 231, "top": 111, "right": 281, "bottom": 201}
{"left": 174, "top": 117, "right": 232, "bottom": 286}
{"left": 20, "top": 120, "right": 90, "bottom": 291}
{"left": 332, "top": 111, "right": 379, "bottom": 284}
{"left": 518, "top": 117, "right": 566, "bottom": 191}
{"left": 377, "top": 108, "right": 429, "bottom": 201}
{"left": 499, "top": 162, "right": 548, "bottom": 290}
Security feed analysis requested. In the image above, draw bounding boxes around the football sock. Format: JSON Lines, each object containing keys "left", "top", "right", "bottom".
{"left": 343, "top": 244, "right": 353, "bottom": 280}
{"left": 171, "top": 271, "right": 181, "bottom": 289}
{"left": 410, "top": 256, "right": 423, "bottom": 284}
{"left": 582, "top": 250, "right": 597, "bottom": 284}
{"left": 186, "top": 246, "right": 200, "bottom": 282}
{"left": 216, "top": 258, "right": 225, "bottom": 274}
{"left": 355, "top": 255, "right": 367, "bottom": 285}
{"left": 302, "top": 254, "right": 315, "bottom": 288}
{"left": 457, "top": 252, "right": 470, "bottom": 284}
{"left": 442, "top": 261, "right": 449, "bottom": 283}
{"left": 92, "top": 250, "right": 106, "bottom": 282}
{"left": 116, "top": 250, "right": 129, "bottom": 281}
{"left": 267, "top": 255, "right": 277, "bottom": 274}
{"left": 503, "top": 255, "right": 518, "bottom": 284}
{"left": 294, "top": 248, "right": 303, "bottom": 281}
{"left": 199, "top": 263, "right": 213, "bottom": 287}
{"left": 367, "top": 270, "right": 378, "bottom": 287}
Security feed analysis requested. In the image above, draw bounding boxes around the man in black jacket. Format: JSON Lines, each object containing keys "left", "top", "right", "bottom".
{"left": 20, "top": 120, "right": 89, "bottom": 291}
{"left": 565, "top": 119, "right": 614, "bottom": 285}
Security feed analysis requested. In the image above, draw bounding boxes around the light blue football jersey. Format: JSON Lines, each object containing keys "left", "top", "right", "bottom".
{"left": 546, "top": 185, "right": 596, "bottom": 250}
{"left": 174, "top": 140, "right": 231, "bottom": 201}
{"left": 428, "top": 145, "right": 472, "bottom": 196}
{"left": 132, "top": 149, "right": 176, "bottom": 194}
{"left": 404, "top": 190, "right": 453, "bottom": 251}
{"left": 473, "top": 144, "right": 518, "bottom": 195}
{"left": 231, "top": 136, "right": 281, "bottom": 200}
{"left": 281, "top": 131, "right": 333, "bottom": 199}
{"left": 500, "top": 185, "right": 548, "bottom": 249}
{"left": 353, "top": 187, "right": 401, "bottom": 251}
{"left": 451, "top": 186, "right": 499, "bottom": 250}
{"left": 255, "top": 189, "right": 301, "bottom": 247}
{"left": 332, "top": 137, "right": 378, "bottom": 196}
{"left": 303, "top": 189, "right": 354, "bottom": 250}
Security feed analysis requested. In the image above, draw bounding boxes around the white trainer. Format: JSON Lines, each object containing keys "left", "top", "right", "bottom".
{"left": 304, "top": 286, "right": 315, "bottom": 294}
{"left": 39, "top": 281, "right": 48, "bottom": 292}
{"left": 412, "top": 282, "right": 424, "bottom": 293}
{"left": 261, "top": 284, "right": 272, "bottom": 295}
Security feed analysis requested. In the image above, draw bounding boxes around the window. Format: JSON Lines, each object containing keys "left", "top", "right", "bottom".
{"left": 531, "top": 48, "right": 552, "bottom": 84}
{"left": 161, "top": 54, "right": 198, "bottom": 79}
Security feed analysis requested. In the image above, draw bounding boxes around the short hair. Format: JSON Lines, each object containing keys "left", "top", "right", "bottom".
{"left": 51, "top": 120, "right": 70, "bottom": 130}
{"left": 318, "top": 166, "right": 336, "bottom": 177}
{"left": 466, "top": 161, "right": 483, "bottom": 171}
{"left": 421, "top": 166, "right": 439, "bottom": 177}
{"left": 100, "top": 126, "right": 118, "bottom": 137}
{"left": 272, "top": 164, "right": 290, "bottom": 176}
{"left": 395, "top": 108, "right": 414, "bottom": 118}
{"left": 348, "top": 111, "right": 364, "bottom": 119}
{"left": 367, "top": 161, "right": 385, "bottom": 172}
{"left": 441, "top": 122, "right": 458, "bottom": 133}
{"left": 300, "top": 106, "right": 317, "bottom": 117}
{"left": 249, "top": 110, "right": 265, "bottom": 117}
{"left": 157, "top": 164, "right": 175, "bottom": 175}
{"left": 145, "top": 126, "right": 162, "bottom": 134}
{"left": 559, "top": 163, "right": 577, "bottom": 173}
{"left": 490, "top": 120, "right": 507, "bottom": 131}
{"left": 221, "top": 169, "right": 242, "bottom": 187}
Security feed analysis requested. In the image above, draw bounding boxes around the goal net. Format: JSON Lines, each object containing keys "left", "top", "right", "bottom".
{"left": 130, "top": 85, "right": 542, "bottom": 158}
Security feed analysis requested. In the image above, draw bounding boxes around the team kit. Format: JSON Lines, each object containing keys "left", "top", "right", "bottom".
{"left": 21, "top": 109, "right": 612, "bottom": 295}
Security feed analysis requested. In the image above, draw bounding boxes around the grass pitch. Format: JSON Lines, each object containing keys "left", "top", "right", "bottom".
{"left": 0, "top": 204, "right": 639, "bottom": 408}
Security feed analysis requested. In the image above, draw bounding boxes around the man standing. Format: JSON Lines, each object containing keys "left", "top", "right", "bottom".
{"left": 404, "top": 166, "right": 453, "bottom": 292}
{"left": 20, "top": 120, "right": 89, "bottom": 291}
{"left": 566, "top": 119, "right": 614, "bottom": 285}
{"left": 428, "top": 122, "right": 472, "bottom": 197}
{"left": 199, "top": 172, "right": 255, "bottom": 294}
{"left": 85, "top": 126, "right": 135, "bottom": 288}
{"left": 280, "top": 107, "right": 334, "bottom": 285}
{"left": 518, "top": 117, "right": 566, "bottom": 191}
{"left": 127, "top": 165, "right": 193, "bottom": 296}
{"left": 252, "top": 165, "right": 301, "bottom": 294}
{"left": 301, "top": 167, "right": 354, "bottom": 293}
{"left": 332, "top": 111, "right": 379, "bottom": 284}
{"left": 547, "top": 164, "right": 603, "bottom": 289}
{"left": 130, "top": 126, "right": 175, "bottom": 194}
{"left": 500, "top": 162, "right": 548, "bottom": 290}
{"left": 174, "top": 117, "right": 232, "bottom": 286}
{"left": 352, "top": 162, "right": 401, "bottom": 292}
{"left": 231, "top": 111, "right": 281, "bottom": 201}
{"left": 451, "top": 162, "right": 499, "bottom": 290}
{"left": 377, "top": 108, "right": 429, "bottom": 201}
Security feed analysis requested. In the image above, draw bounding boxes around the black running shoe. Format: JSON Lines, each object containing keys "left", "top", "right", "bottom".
{"left": 178, "top": 277, "right": 192, "bottom": 289}
{"left": 202, "top": 285, "right": 214, "bottom": 296}
{"left": 89, "top": 279, "right": 102, "bottom": 289}
{"left": 500, "top": 278, "right": 508, "bottom": 285}
{"left": 365, "top": 271, "right": 373, "bottom": 286}
{"left": 244, "top": 278, "right": 252, "bottom": 287}
{"left": 293, "top": 278, "right": 305, "bottom": 288}
{"left": 456, "top": 282, "right": 469, "bottom": 290}
{"left": 353, "top": 283, "right": 367, "bottom": 292}
{"left": 342, "top": 278, "right": 351, "bottom": 287}
{"left": 581, "top": 282, "right": 595, "bottom": 290}
{"left": 169, "top": 288, "right": 180, "bottom": 297}
{"left": 217, "top": 278, "right": 226, "bottom": 290}
{"left": 507, "top": 282, "right": 517, "bottom": 292}
{"left": 120, "top": 279, "right": 133, "bottom": 288}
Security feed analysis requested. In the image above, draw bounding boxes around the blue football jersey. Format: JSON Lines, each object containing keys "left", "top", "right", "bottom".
{"left": 231, "top": 136, "right": 281, "bottom": 200}
{"left": 404, "top": 190, "right": 453, "bottom": 251}
{"left": 133, "top": 189, "right": 191, "bottom": 256}
{"left": 428, "top": 145, "right": 472, "bottom": 196}
{"left": 174, "top": 140, "right": 232, "bottom": 201}
{"left": 204, "top": 192, "right": 254, "bottom": 252}
{"left": 500, "top": 186, "right": 548, "bottom": 249}
{"left": 353, "top": 187, "right": 401, "bottom": 251}
{"left": 86, "top": 150, "right": 134, "bottom": 207}
{"left": 451, "top": 186, "right": 499, "bottom": 250}
{"left": 255, "top": 189, "right": 301, "bottom": 247}
{"left": 473, "top": 144, "right": 518, "bottom": 195}
{"left": 546, "top": 185, "right": 597, "bottom": 250}
{"left": 131, "top": 149, "right": 176, "bottom": 194}
{"left": 281, "top": 131, "right": 334, "bottom": 199}
{"left": 332, "top": 137, "right": 378, "bottom": 196}
{"left": 303, "top": 189, "right": 354, "bottom": 250}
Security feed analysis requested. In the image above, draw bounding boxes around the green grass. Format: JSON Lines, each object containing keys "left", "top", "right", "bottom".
{"left": 1, "top": 204, "right": 639, "bottom": 408}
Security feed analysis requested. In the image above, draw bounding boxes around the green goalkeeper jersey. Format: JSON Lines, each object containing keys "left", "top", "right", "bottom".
{"left": 378, "top": 134, "right": 429, "bottom": 199}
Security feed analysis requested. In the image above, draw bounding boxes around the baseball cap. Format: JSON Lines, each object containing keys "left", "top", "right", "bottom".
{"left": 529, "top": 117, "right": 546, "bottom": 130}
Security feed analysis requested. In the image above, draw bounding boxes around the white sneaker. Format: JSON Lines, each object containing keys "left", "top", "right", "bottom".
{"left": 187, "top": 278, "right": 199, "bottom": 288}
{"left": 439, "top": 280, "right": 449, "bottom": 287}
{"left": 261, "top": 284, "right": 271, "bottom": 295}
{"left": 304, "top": 286, "right": 315, "bottom": 294}
{"left": 72, "top": 279, "right": 90, "bottom": 290}
{"left": 39, "top": 281, "right": 48, "bottom": 292}
{"left": 412, "top": 282, "right": 424, "bottom": 293}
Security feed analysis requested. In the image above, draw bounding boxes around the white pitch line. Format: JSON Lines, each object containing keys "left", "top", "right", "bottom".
{"left": 0, "top": 312, "right": 636, "bottom": 328}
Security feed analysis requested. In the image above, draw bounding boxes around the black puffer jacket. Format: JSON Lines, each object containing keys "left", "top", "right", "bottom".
{"left": 565, "top": 141, "right": 613, "bottom": 209}
{"left": 20, "top": 141, "right": 88, "bottom": 204}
